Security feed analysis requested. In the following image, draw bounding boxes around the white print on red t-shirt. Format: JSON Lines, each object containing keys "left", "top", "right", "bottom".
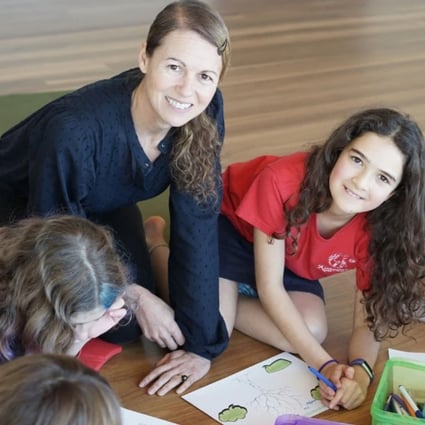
{"left": 316, "top": 253, "right": 356, "bottom": 274}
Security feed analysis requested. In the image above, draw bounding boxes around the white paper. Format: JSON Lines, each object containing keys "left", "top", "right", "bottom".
{"left": 121, "top": 407, "right": 180, "bottom": 425}
{"left": 182, "top": 352, "right": 327, "bottom": 425}
{"left": 388, "top": 348, "right": 425, "bottom": 364}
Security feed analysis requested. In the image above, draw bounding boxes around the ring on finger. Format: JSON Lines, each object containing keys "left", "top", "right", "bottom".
{"left": 180, "top": 374, "right": 189, "bottom": 383}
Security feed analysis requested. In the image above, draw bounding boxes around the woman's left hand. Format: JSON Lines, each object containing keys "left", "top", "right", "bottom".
{"left": 139, "top": 349, "right": 211, "bottom": 396}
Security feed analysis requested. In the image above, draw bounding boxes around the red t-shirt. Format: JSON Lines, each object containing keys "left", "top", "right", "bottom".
{"left": 221, "top": 152, "right": 371, "bottom": 291}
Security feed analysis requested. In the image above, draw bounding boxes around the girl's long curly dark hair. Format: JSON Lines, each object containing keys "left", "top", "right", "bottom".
{"left": 145, "top": 0, "right": 231, "bottom": 206}
{"left": 279, "top": 108, "right": 425, "bottom": 340}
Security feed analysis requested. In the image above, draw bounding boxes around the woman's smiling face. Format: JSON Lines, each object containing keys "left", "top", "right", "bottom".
{"left": 138, "top": 29, "right": 222, "bottom": 130}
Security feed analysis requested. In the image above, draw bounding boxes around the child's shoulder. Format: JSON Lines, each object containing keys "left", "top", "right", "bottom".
{"left": 266, "top": 151, "right": 308, "bottom": 175}
{"left": 225, "top": 152, "right": 308, "bottom": 185}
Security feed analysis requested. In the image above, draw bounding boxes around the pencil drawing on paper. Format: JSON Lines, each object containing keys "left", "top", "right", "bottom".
{"left": 183, "top": 352, "right": 327, "bottom": 425}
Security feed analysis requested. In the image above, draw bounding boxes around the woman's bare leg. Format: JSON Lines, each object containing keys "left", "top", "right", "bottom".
{"left": 219, "top": 278, "right": 239, "bottom": 337}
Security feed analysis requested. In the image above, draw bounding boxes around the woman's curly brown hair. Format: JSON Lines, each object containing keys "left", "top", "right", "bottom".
{"left": 277, "top": 108, "right": 425, "bottom": 340}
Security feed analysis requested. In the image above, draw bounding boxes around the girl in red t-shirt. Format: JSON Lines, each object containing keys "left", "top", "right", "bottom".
{"left": 218, "top": 107, "right": 425, "bottom": 411}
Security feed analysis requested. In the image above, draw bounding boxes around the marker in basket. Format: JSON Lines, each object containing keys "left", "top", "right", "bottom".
{"left": 392, "top": 395, "right": 410, "bottom": 416}
{"left": 383, "top": 394, "right": 393, "bottom": 412}
{"left": 399, "top": 385, "right": 424, "bottom": 418}
{"left": 308, "top": 365, "right": 337, "bottom": 392}
{"left": 391, "top": 394, "right": 408, "bottom": 409}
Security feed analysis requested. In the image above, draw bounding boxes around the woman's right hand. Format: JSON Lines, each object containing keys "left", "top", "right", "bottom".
{"left": 139, "top": 349, "right": 211, "bottom": 396}
{"left": 125, "top": 284, "right": 185, "bottom": 350}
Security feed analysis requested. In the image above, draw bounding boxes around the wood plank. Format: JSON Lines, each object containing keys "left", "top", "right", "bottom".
{"left": 1, "top": 1, "right": 425, "bottom": 423}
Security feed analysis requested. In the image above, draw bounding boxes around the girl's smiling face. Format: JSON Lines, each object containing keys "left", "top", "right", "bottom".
{"left": 138, "top": 29, "right": 222, "bottom": 130}
{"left": 329, "top": 132, "right": 405, "bottom": 217}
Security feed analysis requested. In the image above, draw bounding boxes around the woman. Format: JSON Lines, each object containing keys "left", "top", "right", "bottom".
{"left": 0, "top": 0, "right": 231, "bottom": 393}
{"left": 0, "top": 215, "right": 128, "bottom": 361}
{"left": 0, "top": 353, "right": 123, "bottom": 425}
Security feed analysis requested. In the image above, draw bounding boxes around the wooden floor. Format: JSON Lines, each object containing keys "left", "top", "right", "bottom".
{"left": 2, "top": 0, "right": 425, "bottom": 424}
{"left": 100, "top": 274, "right": 425, "bottom": 425}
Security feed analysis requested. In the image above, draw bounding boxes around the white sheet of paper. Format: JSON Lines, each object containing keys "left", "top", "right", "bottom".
{"left": 388, "top": 348, "right": 425, "bottom": 364}
{"left": 182, "top": 352, "right": 327, "bottom": 425}
{"left": 121, "top": 407, "right": 180, "bottom": 425}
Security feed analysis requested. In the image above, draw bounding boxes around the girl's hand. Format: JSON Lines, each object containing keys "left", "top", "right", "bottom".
{"left": 339, "top": 375, "right": 369, "bottom": 410}
{"left": 317, "top": 362, "right": 353, "bottom": 410}
{"left": 326, "top": 374, "right": 368, "bottom": 410}
{"left": 336, "top": 362, "right": 371, "bottom": 410}
{"left": 320, "top": 362, "right": 368, "bottom": 410}
{"left": 139, "top": 350, "right": 210, "bottom": 396}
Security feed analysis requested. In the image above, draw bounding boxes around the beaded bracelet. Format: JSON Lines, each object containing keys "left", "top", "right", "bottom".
{"left": 349, "top": 358, "right": 374, "bottom": 383}
{"left": 318, "top": 359, "right": 339, "bottom": 373}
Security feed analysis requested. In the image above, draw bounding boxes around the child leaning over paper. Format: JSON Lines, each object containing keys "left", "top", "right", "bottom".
{"left": 145, "top": 108, "right": 425, "bottom": 410}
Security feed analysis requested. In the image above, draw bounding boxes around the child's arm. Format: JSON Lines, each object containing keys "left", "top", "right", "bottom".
{"left": 348, "top": 288, "right": 379, "bottom": 373}
{"left": 253, "top": 228, "right": 339, "bottom": 371}
{"left": 327, "top": 288, "right": 379, "bottom": 410}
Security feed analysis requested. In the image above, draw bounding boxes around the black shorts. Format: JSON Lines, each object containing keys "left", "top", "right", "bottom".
{"left": 219, "top": 214, "right": 324, "bottom": 301}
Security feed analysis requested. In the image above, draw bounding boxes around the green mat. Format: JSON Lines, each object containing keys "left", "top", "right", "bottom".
{"left": 0, "top": 91, "right": 170, "bottom": 236}
{"left": 0, "top": 91, "right": 68, "bottom": 132}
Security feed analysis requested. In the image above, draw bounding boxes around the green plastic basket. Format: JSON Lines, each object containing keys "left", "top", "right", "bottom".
{"left": 371, "top": 359, "right": 425, "bottom": 425}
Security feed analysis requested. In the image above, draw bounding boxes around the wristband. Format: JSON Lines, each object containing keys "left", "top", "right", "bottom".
{"left": 318, "top": 359, "right": 339, "bottom": 373}
{"left": 349, "top": 358, "right": 374, "bottom": 383}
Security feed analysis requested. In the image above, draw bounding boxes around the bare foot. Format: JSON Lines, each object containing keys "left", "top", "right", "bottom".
{"left": 144, "top": 216, "right": 167, "bottom": 251}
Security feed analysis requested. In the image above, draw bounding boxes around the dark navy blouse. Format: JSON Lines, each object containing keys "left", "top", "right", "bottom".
{"left": 0, "top": 68, "right": 229, "bottom": 359}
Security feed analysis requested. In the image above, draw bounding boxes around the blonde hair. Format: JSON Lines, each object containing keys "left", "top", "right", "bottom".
{"left": 0, "top": 215, "right": 128, "bottom": 361}
{"left": 0, "top": 353, "right": 122, "bottom": 425}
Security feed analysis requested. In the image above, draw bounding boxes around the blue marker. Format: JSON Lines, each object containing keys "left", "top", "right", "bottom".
{"left": 308, "top": 365, "right": 337, "bottom": 392}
